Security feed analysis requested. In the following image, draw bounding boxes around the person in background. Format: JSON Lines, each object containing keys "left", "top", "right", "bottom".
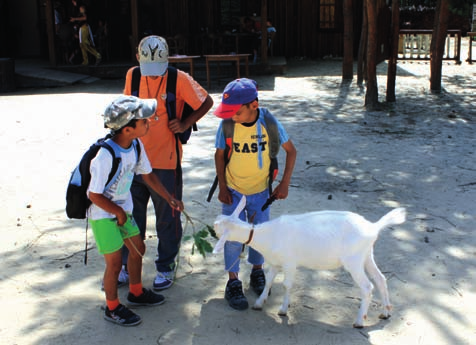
{"left": 70, "top": 4, "right": 101, "bottom": 65}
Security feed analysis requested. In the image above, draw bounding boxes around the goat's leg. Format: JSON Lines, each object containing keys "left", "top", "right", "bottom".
{"left": 343, "top": 259, "right": 374, "bottom": 328}
{"left": 278, "top": 265, "right": 296, "bottom": 316}
{"left": 253, "top": 265, "right": 277, "bottom": 310}
{"left": 365, "top": 250, "right": 391, "bottom": 319}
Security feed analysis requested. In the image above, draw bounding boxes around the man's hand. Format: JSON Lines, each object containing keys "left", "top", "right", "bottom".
{"left": 168, "top": 119, "right": 186, "bottom": 134}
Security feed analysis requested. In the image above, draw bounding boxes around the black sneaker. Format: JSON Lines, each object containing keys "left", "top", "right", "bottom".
{"left": 127, "top": 288, "right": 165, "bottom": 307}
{"left": 250, "top": 269, "right": 266, "bottom": 296}
{"left": 104, "top": 304, "right": 141, "bottom": 326}
{"left": 225, "top": 279, "right": 248, "bottom": 310}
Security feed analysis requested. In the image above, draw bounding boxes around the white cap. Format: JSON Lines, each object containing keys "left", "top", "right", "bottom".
{"left": 138, "top": 35, "right": 169, "bottom": 76}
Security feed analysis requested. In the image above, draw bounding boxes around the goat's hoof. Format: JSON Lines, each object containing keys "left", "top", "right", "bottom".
{"left": 379, "top": 313, "right": 391, "bottom": 320}
{"left": 252, "top": 305, "right": 263, "bottom": 311}
{"left": 352, "top": 323, "right": 364, "bottom": 329}
{"left": 278, "top": 311, "right": 287, "bottom": 317}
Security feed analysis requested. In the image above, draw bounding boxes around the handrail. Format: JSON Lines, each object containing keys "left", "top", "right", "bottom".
{"left": 398, "top": 29, "right": 461, "bottom": 63}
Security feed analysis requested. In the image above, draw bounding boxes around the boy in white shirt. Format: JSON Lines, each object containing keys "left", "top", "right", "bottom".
{"left": 88, "top": 95, "right": 183, "bottom": 326}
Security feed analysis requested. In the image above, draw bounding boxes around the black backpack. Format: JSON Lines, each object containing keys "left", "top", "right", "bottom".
{"left": 131, "top": 66, "right": 196, "bottom": 144}
{"left": 65, "top": 136, "right": 141, "bottom": 219}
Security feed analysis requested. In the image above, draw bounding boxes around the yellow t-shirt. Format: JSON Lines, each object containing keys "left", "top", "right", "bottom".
{"left": 124, "top": 67, "right": 208, "bottom": 169}
{"left": 226, "top": 122, "right": 271, "bottom": 195}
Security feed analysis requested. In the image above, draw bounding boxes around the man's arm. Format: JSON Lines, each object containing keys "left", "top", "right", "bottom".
{"left": 169, "top": 94, "right": 214, "bottom": 134}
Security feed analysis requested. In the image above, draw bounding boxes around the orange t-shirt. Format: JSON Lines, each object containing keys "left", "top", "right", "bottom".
{"left": 124, "top": 67, "right": 208, "bottom": 169}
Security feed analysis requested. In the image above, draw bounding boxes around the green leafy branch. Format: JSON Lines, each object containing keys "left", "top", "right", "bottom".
{"left": 181, "top": 210, "right": 217, "bottom": 258}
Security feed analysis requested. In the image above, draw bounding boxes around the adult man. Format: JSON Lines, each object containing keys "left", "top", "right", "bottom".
{"left": 122, "top": 35, "right": 213, "bottom": 290}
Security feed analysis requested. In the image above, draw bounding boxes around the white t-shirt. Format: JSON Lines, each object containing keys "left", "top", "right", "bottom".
{"left": 87, "top": 139, "right": 151, "bottom": 220}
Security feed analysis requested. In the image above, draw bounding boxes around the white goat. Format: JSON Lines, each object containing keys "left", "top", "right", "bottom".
{"left": 213, "top": 196, "right": 406, "bottom": 328}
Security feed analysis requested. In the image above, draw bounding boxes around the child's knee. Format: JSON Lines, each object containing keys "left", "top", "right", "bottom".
{"left": 127, "top": 236, "right": 145, "bottom": 258}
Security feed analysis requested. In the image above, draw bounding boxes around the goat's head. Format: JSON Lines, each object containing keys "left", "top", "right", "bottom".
{"left": 213, "top": 195, "right": 247, "bottom": 253}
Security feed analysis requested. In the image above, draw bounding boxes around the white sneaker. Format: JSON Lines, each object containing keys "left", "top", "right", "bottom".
{"left": 118, "top": 266, "right": 129, "bottom": 287}
{"left": 153, "top": 271, "right": 174, "bottom": 291}
{"left": 101, "top": 266, "right": 129, "bottom": 291}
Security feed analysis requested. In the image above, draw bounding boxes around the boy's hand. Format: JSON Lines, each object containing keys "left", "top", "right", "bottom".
{"left": 170, "top": 198, "right": 184, "bottom": 211}
{"left": 218, "top": 188, "right": 233, "bottom": 205}
{"left": 115, "top": 209, "right": 128, "bottom": 226}
{"left": 272, "top": 182, "right": 289, "bottom": 200}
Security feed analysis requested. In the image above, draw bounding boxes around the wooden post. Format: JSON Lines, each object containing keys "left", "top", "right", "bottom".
{"left": 260, "top": 0, "right": 268, "bottom": 64}
{"left": 130, "top": 0, "right": 139, "bottom": 61}
{"left": 0, "top": 58, "right": 15, "bottom": 92}
{"left": 45, "top": 0, "right": 57, "bottom": 67}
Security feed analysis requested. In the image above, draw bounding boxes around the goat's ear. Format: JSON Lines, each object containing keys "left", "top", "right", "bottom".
{"left": 231, "top": 195, "right": 246, "bottom": 218}
{"left": 213, "top": 230, "right": 229, "bottom": 254}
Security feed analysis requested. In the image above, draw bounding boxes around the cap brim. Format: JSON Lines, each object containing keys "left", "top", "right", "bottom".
{"left": 140, "top": 61, "right": 168, "bottom": 76}
{"left": 214, "top": 103, "right": 242, "bottom": 119}
{"left": 137, "top": 98, "right": 157, "bottom": 119}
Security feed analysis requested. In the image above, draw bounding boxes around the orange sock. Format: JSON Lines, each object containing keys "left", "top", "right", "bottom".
{"left": 129, "top": 283, "right": 143, "bottom": 297}
{"left": 106, "top": 298, "right": 120, "bottom": 311}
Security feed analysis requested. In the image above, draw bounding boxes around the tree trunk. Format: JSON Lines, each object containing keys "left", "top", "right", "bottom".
{"left": 365, "top": 0, "right": 379, "bottom": 109}
{"left": 386, "top": 0, "right": 400, "bottom": 102}
{"left": 357, "top": 0, "right": 368, "bottom": 85}
{"left": 430, "top": 0, "right": 450, "bottom": 93}
{"left": 342, "top": 0, "right": 354, "bottom": 81}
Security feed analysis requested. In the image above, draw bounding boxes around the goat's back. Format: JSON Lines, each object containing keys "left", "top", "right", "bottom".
{"left": 254, "top": 209, "right": 405, "bottom": 270}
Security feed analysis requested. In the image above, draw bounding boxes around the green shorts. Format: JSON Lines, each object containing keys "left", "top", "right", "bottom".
{"left": 89, "top": 215, "right": 140, "bottom": 255}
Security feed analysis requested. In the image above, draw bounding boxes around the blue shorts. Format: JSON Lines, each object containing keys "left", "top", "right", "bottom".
{"left": 222, "top": 188, "right": 270, "bottom": 272}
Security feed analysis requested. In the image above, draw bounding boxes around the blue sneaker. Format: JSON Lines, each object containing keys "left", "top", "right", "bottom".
{"left": 153, "top": 271, "right": 174, "bottom": 291}
{"left": 225, "top": 279, "right": 248, "bottom": 310}
{"left": 250, "top": 269, "right": 266, "bottom": 296}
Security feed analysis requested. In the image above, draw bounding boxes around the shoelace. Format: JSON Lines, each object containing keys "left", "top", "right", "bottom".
{"left": 251, "top": 271, "right": 265, "bottom": 286}
{"left": 228, "top": 283, "right": 245, "bottom": 298}
{"left": 114, "top": 305, "right": 135, "bottom": 318}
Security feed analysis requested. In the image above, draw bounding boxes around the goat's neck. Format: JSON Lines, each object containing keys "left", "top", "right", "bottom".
{"left": 244, "top": 222, "right": 272, "bottom": 251}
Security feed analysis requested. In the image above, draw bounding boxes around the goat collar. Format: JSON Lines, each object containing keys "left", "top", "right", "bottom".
{"left": 244, "top": 225, "right": 255, "bottom": 245}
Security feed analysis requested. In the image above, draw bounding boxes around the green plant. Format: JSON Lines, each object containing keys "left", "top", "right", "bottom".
{"left": 181, "top": 210, "right": 217, "bottom": 258}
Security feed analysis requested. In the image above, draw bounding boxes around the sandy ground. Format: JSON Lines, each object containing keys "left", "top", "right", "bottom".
{"left": 1, "top": 44, "right": 476, "bottom": 345}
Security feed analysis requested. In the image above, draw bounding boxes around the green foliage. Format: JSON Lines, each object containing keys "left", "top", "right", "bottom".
{"left": 398, "top": 0, "right": 474, "bottom": 13}
{"left": 181, "top": 210, "right": 217, "bottom": 259}
{"left": 449, "top": 0, "right": 474, "bottom": 15}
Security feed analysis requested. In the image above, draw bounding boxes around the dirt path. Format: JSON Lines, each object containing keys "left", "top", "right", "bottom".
{"left": 0, "top": 49, "right": 475, "bottom": 344}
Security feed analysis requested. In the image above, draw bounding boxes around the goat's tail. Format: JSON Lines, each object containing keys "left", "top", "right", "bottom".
{"left": 374, "top": 207, "right": 406, "bottom": 231}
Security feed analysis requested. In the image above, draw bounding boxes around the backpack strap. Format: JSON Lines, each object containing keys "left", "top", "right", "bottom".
{"left": 261, "top": 111, "right": 280, "bottom": 158}
{"left": 166, "top": 66, "right": 178, "bottom": 121}
{"left": 131, "top": 66, "right": 141, "bottom": 97}
{"left": 132, "top": 138, "right": 141, "bottom": 163}
{"left": 99, "top": 141, "right": 121, "bottom": 188}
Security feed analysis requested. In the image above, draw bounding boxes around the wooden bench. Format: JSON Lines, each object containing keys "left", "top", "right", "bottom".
{"left": 204, "top": 54, "right": 251, "bottom": 89}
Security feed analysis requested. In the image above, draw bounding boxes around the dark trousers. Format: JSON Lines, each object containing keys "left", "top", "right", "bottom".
{"left": 122, "top": 169, "right": 183, "bottom": 272}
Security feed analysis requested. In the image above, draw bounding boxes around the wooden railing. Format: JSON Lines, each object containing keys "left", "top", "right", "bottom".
{"left": 467, "top": 32, "right": 476, "bottom": 63}
{"left": 398, "top": 29, "right": 461, "bottom": 63}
